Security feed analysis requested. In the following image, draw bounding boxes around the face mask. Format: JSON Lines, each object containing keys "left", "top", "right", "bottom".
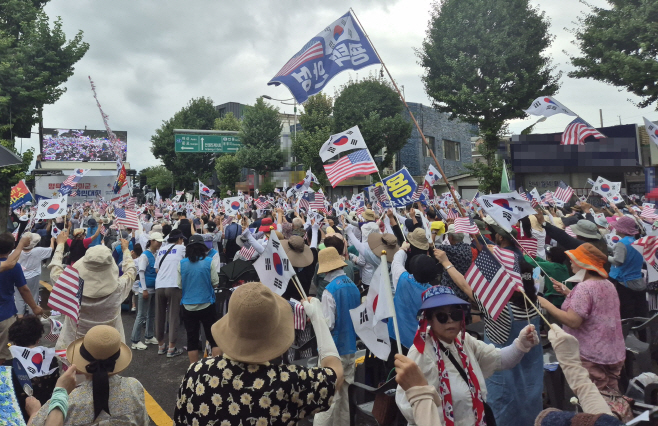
{"left": 566, "top": 268, "right": 587, "bottom": 283}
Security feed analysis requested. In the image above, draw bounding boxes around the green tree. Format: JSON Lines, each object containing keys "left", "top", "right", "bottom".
{"left": 292, "top": 93, "right": 334, "bottom": 187}
{"left": 419, "top": 0, "right": 560, "bottom": 192}
{"left": 236, "top": 98, "right": 284, "bottom": 189}
{"left": 215, "top": 154, "right": 241, "bottom": 194}
{"left": 332, "top": 76, "right": 412, "bottom": 169}
{"left": 138, "top": 165, "right": 173, "bottom": 198}
{"left": 0, "top": 0, "right": 89, "bottom": 139}
{"left": 151, "top": 97, "right": 220, "bottom": 190}
{"left": 0, "top": 141, "right": 33, "bottom": 230}
{"left": 213, "top": 112, "right": 241, "bottom": 132}
{"left": 569, "top": 0, "right": 658, "bottom": 109}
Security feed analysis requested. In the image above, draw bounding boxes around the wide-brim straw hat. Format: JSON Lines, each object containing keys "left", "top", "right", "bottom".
{"left": 281, "top": 235, "right": 313, "bottom": 268}
{"left": 407, "top": 228, "right": 430, "bottom": 250}
{"left": 368, "top": 232, "right": 400, "bottom": 262}
{"left": 317, "top": 247, "right": 347, "bottom": 274}
{"left": 565, "top": 243, "right": 608, "bottom": 278}
{"left": 66, "top": 325, "right": 131, "bottom": 375}
{"left": 362, "top": 209, "right": 376, "bottom": 221}
{"left": 73, "top": 246, "right": 119, "bottom": 298}
{"left": 211, "top": 282, "right": 293, "bottom": 363}
{"left": 569, "top": 219, "right": 601, "bottom": 240}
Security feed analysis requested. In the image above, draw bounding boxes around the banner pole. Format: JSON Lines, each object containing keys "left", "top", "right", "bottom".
{"left": 349, "top": 8, "right": 465, "bottom": 217}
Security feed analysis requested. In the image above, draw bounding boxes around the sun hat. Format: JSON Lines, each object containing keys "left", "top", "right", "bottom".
{"left": 187, "top": 234, "right": 206, "bottom": 248}
{"left": 148, "top": 231, "right": 165, "bottom": 242}
{"left": 66, "top": 325, "right": 131, "bottom": 376}
{"left": 491, "top": 225, "right": 518, "bottom": 240}
{"left": 325, "top": 227, "right": 336, "bottom": 236}
{"left": 473, "top": 219, "right": 491, "bottom": 235}
{"left": 282, "top": 235, "right": 313, "bottom": 268}
{"left": 211, "top": 282, "right": 293, "bottom": 363}
{"left": 87, "top": 218, "right": 97, "bottom": 227}
{"left": 317, "top": 247, "right": 348, "bottom": 274}
{"left": 446, "top": 224, "right": 460, "bottom": 234}
{"left": 73, "top": 228, "right": 85, "bottom": 237}
{"left": 66, "top": 325, "right": 132, "bottom": 419}
{"left": 569, "top": 219, "right": 601, "bottom": 240}
{"left": 361, "top": 209, "right": 376, "bottom": 222}
{"left": 609, "top": 215, "right": 638, "bottom": 235}
{"left": 73, "top": 246, "right": 120, "bottom": 298}
{"left": 258, "top": 218, "right": 274, "bottom": 233}
{"left": 367, "top": 232, "right": 400, "bottom": 262}
{"left": 420, "top": 285, "right": 470, "bottom": 311}
{"left": 22, "top": 232, "right": 42, "bottom": 250}
{"left": 430, "top": 221, "right": 446, "bottom": 235}
{"left": 407, "top": 228, "right": 430, "bottom": 250}
{"left": 565, "top": 243, "right": 608, "bottom": 278}
{"left": 167, "top": 229, "right": 185, "bottom": 242}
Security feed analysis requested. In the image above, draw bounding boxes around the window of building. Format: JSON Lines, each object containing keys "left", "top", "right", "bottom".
{"left": 422, "top": 136, "right": 435, "bottom": 157}
{"left": 444, "top": 140, "right": 461, "bottom": 161}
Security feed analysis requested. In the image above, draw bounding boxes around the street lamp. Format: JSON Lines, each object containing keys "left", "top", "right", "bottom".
{"left": 261, "top": 95, "right": 298, "bottom": 139}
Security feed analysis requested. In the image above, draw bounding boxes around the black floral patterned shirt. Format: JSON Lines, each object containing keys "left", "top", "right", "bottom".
{"left": 174, "top": 355, "right": 336, "bottom": 426}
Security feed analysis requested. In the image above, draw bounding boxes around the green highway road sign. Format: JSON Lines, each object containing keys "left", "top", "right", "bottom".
{"left": 175, "top": 134, "right": 241, "bottom": 153}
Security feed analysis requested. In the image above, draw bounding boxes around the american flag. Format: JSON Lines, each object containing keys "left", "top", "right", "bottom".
{"left": 124, "top": 197, "right": 136, "bottom": 210}
{"left": 517, "top": 237, "right": 539, "bottom": 257}
{"left": 100, "top": 225, "right": 107, "bottom": 236}
{"left": 541, "top": 191, "right": 555, "bottom": 206}
{"left": 641, "top": 205, "right": 658, "bottom": 222}
{"left": 289, "top": 300, "right": 307, "bottom": 330}
{"left": 309, "top": 191, "right": 326, "bottom": 212}
{"left": 632, "top": 236, "right": 658, "bottom": 264}
{"left": 70, "top": 190, "right": 77, "bottom": 197}
{"left": 47, "top": 266, "right": 84, "bottom": 323}
{"left": 446, "top": 208, "right": 460, "bottom": 220}
{"left": 410, "top": 185, "right": 423, "bottom": 202}
{"left": 453, "top": 216, "right": 478, "bottom": 234}
{"left": 465, "top": 248, "right": 522, "bottom": 320}
{"left": 554, "top": 181, "right": 574, "bottom": 203}
{"left": 255, "top": 196, "right": 270, "bottom": 210}
{"left": 561, "top": 117, "right": 606, "bottom": 145}
{"left": 323, "top": 149, "right": 378, "bottom": 187}
{"left": 274, "top": 41, "right": 324, "bottom": 78}
{"left": 43, "top": 318, "right": 63, "bottom": 342}
{"left": 239, "top": 245, "right": 256, "bottom": 261}
{"left": 373, "top": 185, "right": 388, "bottom": 203}
{"left": 354, "top": 201, "right": 365, "bottom": 216}
{"left": 521, "top": 191, "right": 539, "bottom": 208}
{"left": 222, "top": 215, "right": 234, "bottom": 227}
{"left": 114, "top": 208, "right": 139, "bottom": 229}
{"left": 565, "top": 226, "right": 576, "bottom": 237}
{"left": 298, "top": 195, "right": 310, "bottom": 212}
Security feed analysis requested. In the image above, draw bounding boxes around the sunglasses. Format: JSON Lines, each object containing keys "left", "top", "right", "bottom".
{"left": 432, "top": 309, "right": 465, "bottom": 324}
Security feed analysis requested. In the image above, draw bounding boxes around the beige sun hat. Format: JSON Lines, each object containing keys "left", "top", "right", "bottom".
{"left": 73, "top": 246, "right": 119, "bottom": 298}
{"left": 148, "top": 232, "right": 165, "bottom": 242}
{"left": 407, "top": 228, "right": 430, "bottom": 250}
{"left": 361, "top": 209, "right": 376, "bottom": 221}
{"left": 66, "top": 325, "right": 132, "bottom": 376}
{"left": 368, "top": 232, "right": 400, "bottom": 262}
{"left": 281, "top": 235, "right": 313, "bottom": 268}
{"left": 317, "top": 247, "right": 348, "bottom": 274}
{"left": 211, "top": 282, "right": 293, "bottom": 363}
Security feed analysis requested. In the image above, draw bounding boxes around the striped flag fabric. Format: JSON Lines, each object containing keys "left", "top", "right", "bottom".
{"left": 565, "top": 226, "right": 577, "bottom": 237}
{"left": 114, "top": 208, "right": 139, "bottom": 229}
{"left": 641, "top": 205, "right": 658, "bottom": 222}
{"left": 273, "top": 41, "right": 323, "bottom": 78}
{"left": 554, "top": 181, "right": 574, "bottom": 203}
{"left": 517, "top": 237, "right": 539, "bottom": 258}
{"left": 288, "top": 300, "right": 307, "bottom": 330}
{"left": 47, "top": 266, "right": 84, "bottom": 323}
{"left": 453, "top": 217, "right": 479, "bottom": 234}
{"left": 446, "top": 208, "right": 460, "bottom": 220}
{"left": 465, "top": 248, "right": 522, "bottom": 320}
{"left": 323, "top": 149, "right": 378, "bottom": 187}
{"left": 541, "top": 191, "right": 555, "bottom": 206}
{"left": 238, "top": 245, "right": 257, "bottom": 261}
{"left": 560, "top": 117, "right": 606, "bottom": 145}
{"left": 124, "top": 197, "right": 136, "bottom": 210}
{"left": 255, "top": 196, "right": 270, "bottom": 210}
{"left": 298, "top": 195, "right": 310, "bottom": 212}
{"left": 309, "top": 191, "right": 326, "bottom": 212}
{"left": 632, "top": 236, "right": 658, "bottom": 264}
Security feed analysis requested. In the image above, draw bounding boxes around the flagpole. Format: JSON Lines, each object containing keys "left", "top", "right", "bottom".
{"left": 349, "top": 8, "right": 465, "bottom": 217}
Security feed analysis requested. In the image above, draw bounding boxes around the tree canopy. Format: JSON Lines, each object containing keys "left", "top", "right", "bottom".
{"left": 150, "top": 97, "right": 220, "bottom": 190}
{"left": 213, "top": 112, "right": 242, "bottom": 194}
{"left": 138, "top": 165, "right": 173, "bottom": 198}
{"left": 569, "top": 0, "right": 658, "bottom": 109}
{"left": 418, "top": 0, "right": 560, "bottom": 192}
{"left": 236, "top": 98, "right": 284, "bottom": 181}
{"left": 332, "top": 76, "right": 412, "bottom": 169}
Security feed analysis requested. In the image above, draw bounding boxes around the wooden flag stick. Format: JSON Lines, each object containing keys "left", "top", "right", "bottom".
{"left": 350, "top": 8, "right": 465, "bottom": 217}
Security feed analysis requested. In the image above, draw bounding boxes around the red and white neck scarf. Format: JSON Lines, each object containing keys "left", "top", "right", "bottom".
{"left": 432, "top": 333, "right": 487, "bottom": 426}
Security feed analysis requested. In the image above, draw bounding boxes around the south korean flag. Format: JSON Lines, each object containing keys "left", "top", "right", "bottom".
{"left": 253, "top": 232, "right": 295, "bottom": 296}
{"left": 319, "top": 125, "right": 368, "bottom": 162}
{"left": 9, "top": 345, "right": 58, "bottom": 379}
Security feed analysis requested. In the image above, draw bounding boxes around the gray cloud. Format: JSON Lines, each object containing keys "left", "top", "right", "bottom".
{"left": 25, "top": 0, "right": 650, "bottom": 173}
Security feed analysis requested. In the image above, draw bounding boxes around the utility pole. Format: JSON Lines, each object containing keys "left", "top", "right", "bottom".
{"left": 599, "top": 109, "right": 603, "bottom": 127}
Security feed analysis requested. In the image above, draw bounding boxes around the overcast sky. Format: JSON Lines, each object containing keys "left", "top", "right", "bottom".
{"left": 24, "top": 0, "right": 653, "bottom": 171}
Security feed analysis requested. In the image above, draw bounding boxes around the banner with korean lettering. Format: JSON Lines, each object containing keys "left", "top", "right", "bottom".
{"left": 267, "top": 11, "right": 380, "bottom": 104}
{"left": 10, "top": 180, "right": 32, "bottom": 209}
{"left": 381, "top": 167, "right": 418, "bottom": 208}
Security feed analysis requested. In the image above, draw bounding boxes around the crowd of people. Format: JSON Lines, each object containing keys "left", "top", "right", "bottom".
{"left": 41, "top": 132, "right": 127, "bottom": 162}
{"left": 1, "top": 190, "right": 658, "bottom": 426}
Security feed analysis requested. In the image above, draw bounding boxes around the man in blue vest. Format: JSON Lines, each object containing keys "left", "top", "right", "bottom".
{"left": 317, "top": 247, "right": 360, "bottom": 426}
{"left": 608, "top": 216, "right": 646, "bottom": 319}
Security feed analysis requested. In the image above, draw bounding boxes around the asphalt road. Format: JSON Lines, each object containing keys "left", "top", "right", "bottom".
{"left": 120, "top": 306, "right": 191, "bottom": 422}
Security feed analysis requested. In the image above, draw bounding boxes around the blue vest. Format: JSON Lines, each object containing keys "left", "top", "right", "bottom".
{"left": 88, "top": 226, "right": 102, "bottom": 247}
{"left": 180, "top": 256, "right": 215, "bottom": 305}
{"left": 326, "top": 275, "right": 360, "bottom": 356}
{"left": 143, "top": 251, "right": 157, "bottom": 288}
{"left": 610, "top": 236, "right": 644, "bottom": 284}
{"left": 114, "top": 240, "right": 134, "bottom": 266}
{"left": 208, "top": 248, "right": 218, "bottom": 259}
{"left": 388, "top": 272, "right": 431, "bottom": 349}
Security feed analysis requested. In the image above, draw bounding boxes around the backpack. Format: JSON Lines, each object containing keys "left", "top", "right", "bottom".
{"left": 224, "top": 223, "right": 242, "bottom": 241}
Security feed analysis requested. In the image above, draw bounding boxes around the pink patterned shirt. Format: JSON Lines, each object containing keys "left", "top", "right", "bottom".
{"left": 562, "top": 279, "right": 626, "bottom": 365}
